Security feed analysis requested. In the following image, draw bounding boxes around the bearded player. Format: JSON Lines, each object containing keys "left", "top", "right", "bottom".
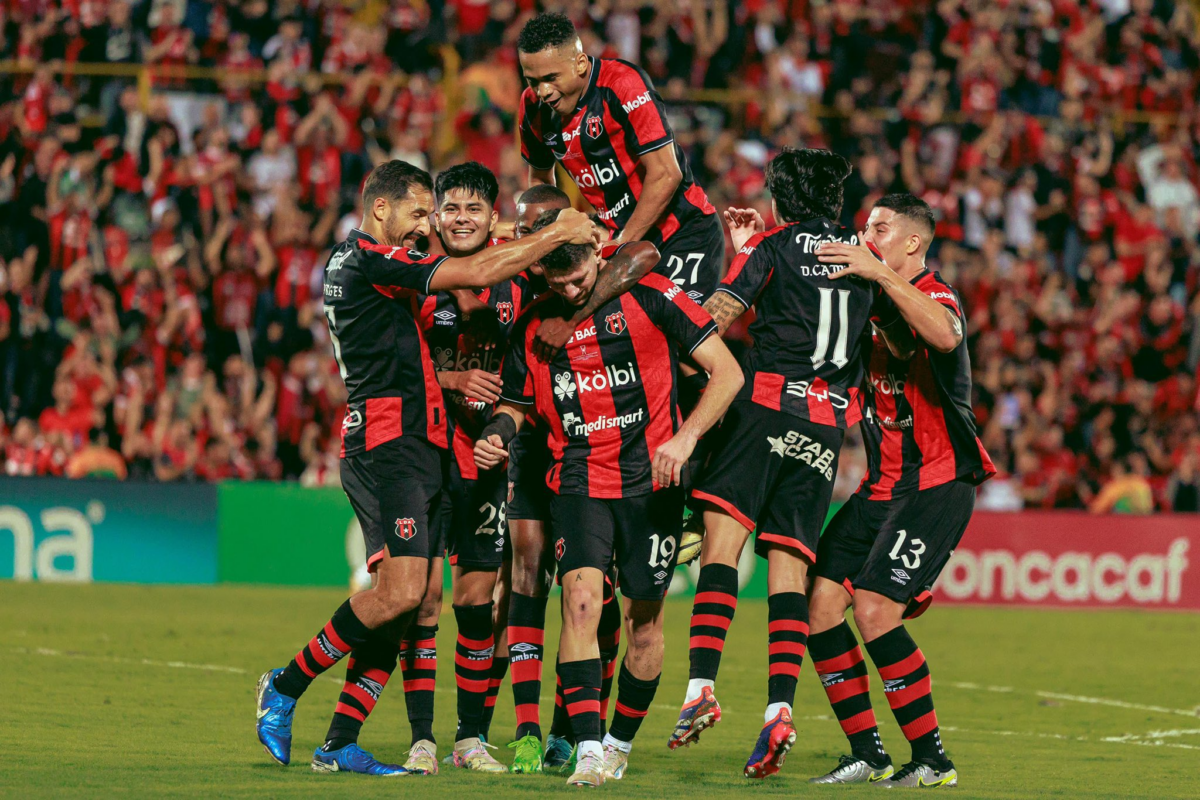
{"left": 804, "top": 194, "right": 994, "bottom": 789}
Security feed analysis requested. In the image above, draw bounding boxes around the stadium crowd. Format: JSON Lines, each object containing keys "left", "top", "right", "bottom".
{"left": 1, "top": 0, "right": 1198, "bottom": 512}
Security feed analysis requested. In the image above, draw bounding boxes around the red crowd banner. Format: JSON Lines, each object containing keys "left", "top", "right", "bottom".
{"left": 933, "top": 512, "right": 1198, "bottom": 611}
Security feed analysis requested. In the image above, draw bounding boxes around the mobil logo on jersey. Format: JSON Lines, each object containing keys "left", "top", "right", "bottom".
{"left": 573, "top": 157, "right": 622, "bottom": 188}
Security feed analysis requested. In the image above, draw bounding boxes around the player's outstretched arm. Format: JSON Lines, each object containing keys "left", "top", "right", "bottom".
{"left": 474, "top": 403, "right": 527, "bottom": 471}
{"left": 701, "top": 291, "right": 748, "bottom": 336}
{"left": 530, "top": 241, "right": 660, "bottom": 362}
{"left": 652, "top": 334, "right": 744, "bottom": 488}
{"left": 818, "top": 241, "right": 962, "bottom": 353}
{"left": 611, "top": 145, "right": 683, "bottom": 245}
{"left": 528, "top": 165, "right": 557, "bottom": 188}
{"left": 429, "top": 208, "right": 599, "bottom": 292}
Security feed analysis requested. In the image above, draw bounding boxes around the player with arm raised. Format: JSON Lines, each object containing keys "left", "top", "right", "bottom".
{"left": 253, "top": 160, "right": 597, "bottom": 777}
{"left": 474, "top": 212, "right": 743, "bottom": 787}
{"left": 665, "top": 149, "right": 878, "bottom": 782}
{"left": 805, "top": 194, "right": 994, "bottom": 789}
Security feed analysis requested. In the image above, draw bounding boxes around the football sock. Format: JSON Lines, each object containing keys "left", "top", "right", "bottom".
{"left": 508, "top": 592, "right": 549, "bottom": 739}
{"left": 767, "top": 591, "right": 809, "bottom": 709}
{"left": 864, "top": 625, "right": 946, "bottom": 765}
{"left": 478, "top": 655, "right": 509, "bottom": 739}
{"left": 810, "top": 621, "right": 886, "bottom": 763}
{"left": 453, "top": 602, "right": 495, "bottom": 742}
{"left": 550, "top": 667, "right": 574, "bottom": 740}
{"left": 323, "top": 637, "right": 400, "bottom": 750}
{"left": 688, "top": 563, "right": 738, "bottom": 683}
{"left": 559, "top": 658, "right": 603, "bottom": 747}
{"left": 399, "top": 623, "right": 438, "bottom": 745}
{"left": 275, "top": 600, "right": 374, "bottom": 699}
{"left": 608, "top": 661, "right": 659, "bottom": 744}
{"left": 597, "top": 596, "right": 622, "bottom": 735}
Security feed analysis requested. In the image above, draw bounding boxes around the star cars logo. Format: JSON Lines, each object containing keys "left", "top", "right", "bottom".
{"left": 555, "top": 538, "right": 566, "bottom": 560}
{"left": 766, "top": 431, "right": 836, "bottom": 481}
{"left": 395, "top": 518, "right": 416, "bottom": 541}
{"left": 554, "top": 372, "right": 577, "bottom": 401}
{"left": 495, "top": 301, "right": 514, "bottom": 324}
{"left": 586, "top": 115, "right": 603, "bottom": 139}
{"left": 605, "top": 311, "right": 626, "bottom": 335}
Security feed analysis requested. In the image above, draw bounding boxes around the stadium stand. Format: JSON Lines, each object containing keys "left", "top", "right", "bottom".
{"left": 0, "top": 0, "right": 1197, "bottom": 512}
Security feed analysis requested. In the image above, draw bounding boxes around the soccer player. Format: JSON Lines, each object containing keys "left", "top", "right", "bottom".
{"left": 474, "top": 212, "right": 744, "bottom": 786}
{"left": 396, "top": 162, "right": 527, "bottom": 774}
{"left": 253, "top": 160, "right": 597, "bottom": 775}
{"left": 805, "top": 194, "right": 995, "bottom": 788}
{"left": 666, "top": 148, "right": 875, "bottom": 780}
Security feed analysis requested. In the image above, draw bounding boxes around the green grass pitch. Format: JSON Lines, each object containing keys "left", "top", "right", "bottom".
{"left": 2, "top": 582, "right": 1197, "bottom": 798}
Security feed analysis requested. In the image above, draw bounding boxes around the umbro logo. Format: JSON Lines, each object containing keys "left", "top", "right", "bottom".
{"left": 686, "top": 290, "right": 703, "bottom": 301}
{"left": 359, "top": 677, "right": 384, "bottom": 699}
{"left": 509, "top": 642, "right": 539, "bottom": 654}
{"left": 891, "top": 568, "right": 910, "bottom": 584}
{"left": 653, "top": 570, "right": 668, "bottom": 581}
{"left": 434, "top": 308, "right": 457, "bottom": 325}
{"left": 884, "top": 678, "right": 905, "bottom": 691}
{"left": 820, "top": 672, "right": 843, "bottom": 687}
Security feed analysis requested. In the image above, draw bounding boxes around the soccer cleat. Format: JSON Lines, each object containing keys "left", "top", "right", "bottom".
{"left": 566, "top": 749, "right": 606, "bottom": 787}
{"left": 447, "top": 737, "right": 507, "bottom": 773}
{"left": 403, "top": 739, "right": 438, "bottom": 775}
{"left": 600, "top": 743, "right": 629, "bottom": 780}
{"left": 879, "top": 760, "right": 958, "bottom": 788}
{"left": 743, "top": 707, "right": 797, "bottom": 779}
{"left": 311, "top": 743, "right": 407, "bottom": 775}
{"left": 508, "top": 734, "right": 545, "bottom": 774}
{"left": 668, "top": 686, "right": 722, "bottom": 749}
{"left": 255, "top": 668, "right": 295, "bottom": 765}
{"left": 545, "top": 734, "right": 576, "bottom": 772}
{"left": 808, "top": 754, "right": 895, "bottom": 784}
{"left": 678, "top": 511, "right": 705, "bottom": 566}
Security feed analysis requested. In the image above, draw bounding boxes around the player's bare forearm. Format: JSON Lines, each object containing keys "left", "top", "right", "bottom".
{"left": 701, "top": 291, "right": 748, "bottom": 336}
{"left": 874, "top": 270, "right": 962, "bottom": 353}
{"left": 612, "top": 148, "right": 681, "bottom": 244}
{"left": 873, "top": 317, "right": 917, "bottom": 361}
{"left": 528, "top": 165, "right": 556, "bottom": 187}
{"left": 567, "top": 242, "right": 660, "bottom": 325}
{"left": 677, "top": 335, "right": 743, "bottom": 444}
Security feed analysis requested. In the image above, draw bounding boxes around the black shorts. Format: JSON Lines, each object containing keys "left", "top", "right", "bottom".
{"left": 341, "top": 436, "right": 448, "bottom": 570}
{"left": 654, "top": 213, "right": 724, "bottom": 304}
{"left": 694, "top": 401, "right": 843, "bottom": 562}
{"left": 446, "top": 459, "right": 508, "bottom": 570}
{"left": 549, "top": 488, "right": 684, "bottom": 601}
{"left": 815, "top": 481, "right": 976, "bottom": 614}
{"left": 507, "top": 426, "right": 552, "bottom": 522}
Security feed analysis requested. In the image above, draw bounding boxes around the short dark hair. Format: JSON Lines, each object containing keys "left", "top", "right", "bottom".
{"left": 517, "top": 12, "right": 577, "bottom": 54}
{"left": 435, "top": 161, "right": 499, "bottom": 208}
{"left": 532, "top": 209, "right": 590, "bottom": 273}
{"left": 874, "top": 193, "right": 936, "bottom": 242}
{"left": 517, "top": 183, "right": 570, "bottom": 208}
{"left": 362, "top": 160, "right": 432, "bottom": 206}
{"left": 765, "top": 148, "right": 853, "bottom": 223}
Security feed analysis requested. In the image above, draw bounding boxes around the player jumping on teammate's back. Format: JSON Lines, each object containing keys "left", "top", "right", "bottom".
{"left": 667, "top": 148, "right": 876, "bottom": 781}
{"left": 474, "top": 213, "right": 743, "bottom": 787}
{"left": 805, "top": 194, "right": 995, "bottom": 788}
{"left": 254, "top": 160, "right": 599, "bottom": 776}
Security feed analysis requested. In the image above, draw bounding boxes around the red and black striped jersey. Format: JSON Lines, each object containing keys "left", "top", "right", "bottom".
{"left": 856, "top": 270, "right": 996, "bottom": 500}
{"left": 716, "top": 219, "right": 876, "bottom": 429}
{"left": 419, "top": 267, "right": 532, "bottom": 479}
{"left": 322, "top": 228, "right": 449, "bottom": 457}
{"left": 518, "top": 56, "right": 716, "bottom": 248}
{"left": 500, "top": 271, "right": 717, "bottom": 499}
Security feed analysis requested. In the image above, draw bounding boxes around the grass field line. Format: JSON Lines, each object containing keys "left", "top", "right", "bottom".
{"left": 942, "top": 680, "right": 1197, "bottom": 719}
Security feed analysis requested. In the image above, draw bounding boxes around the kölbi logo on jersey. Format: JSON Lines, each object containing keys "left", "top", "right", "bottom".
{"left": 554, "top": 361, "right": 638, "bottom": 400}
{"left": 575, "top": 158, "right": 621, "bottom": 188}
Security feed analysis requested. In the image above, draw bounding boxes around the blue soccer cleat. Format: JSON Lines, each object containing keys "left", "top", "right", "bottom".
{"left": 256, "top": 668, "right": 296, "bottom": 765}
{"left": 668, "top": 686, "right": 722, "bottom": 750}
{"left": 744, "top": 707, "right": 797, "bottom": 779}
{"left": 544, "top": 734, "right": 575, "bottom": 773}
{"left": 311, "top": 743, "right": 408, "bottom": 775}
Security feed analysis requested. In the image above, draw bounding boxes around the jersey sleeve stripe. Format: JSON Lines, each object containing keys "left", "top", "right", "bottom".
{"left": 422, "top": 257, "right": 446, "bottom": 296}
{"left": 632, "top": 136, "right": 673, "bottom": 156}
{"left": 686, "top": 323, "right": 718, "bottom": 354}
{"left": 499, "top": 393, "right": 534, "bottom": 405}
{"left": 712, "top": 285, "right": 752, "bottom": 309}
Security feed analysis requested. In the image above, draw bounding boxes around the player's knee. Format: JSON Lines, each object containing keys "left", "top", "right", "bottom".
{"left": 377, "top": 579, "right": 426, "bottom": 619}
{"left": 561, "top": 584, "right": 602, "bottom": 631}
{"left": 853, "top": 596, "right": 901, "bottom": 640}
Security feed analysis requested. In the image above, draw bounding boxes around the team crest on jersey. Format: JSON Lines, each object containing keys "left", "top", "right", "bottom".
{"left": 395, "top": 518, "right": 416, "bottom": 541}
{"left": 495, "top": 301, "right": 514, "bottom": 324}
{"left": 604, "top": 311, "right": 626, "bottom": 335}
{"left": 586, "top": 115, "right": 603, "bottom": 139}
{"left": 555, "top": 537, "right": 566, "bottom": 560}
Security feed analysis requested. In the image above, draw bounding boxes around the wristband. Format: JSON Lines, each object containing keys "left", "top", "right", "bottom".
{"left": 480, "top": 412, "right": 518, "bottom": 447}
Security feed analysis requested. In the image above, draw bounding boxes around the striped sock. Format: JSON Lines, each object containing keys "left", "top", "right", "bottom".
{"left": 275, "top": 600, "right": 373, "bottom": 699}
{"left": 688, "top": 563, "right": 739, "bottom": 683}
{"left": 550, "top": 667, "right": 573, "bottom": 740}
{"left": 508, "top": 592, "right": 548, "bottom": 739}
{"left": 324, "top": 638, "right": 400, "bottom": 749}
{"left": 479, "top": 656, "right": 509, "bottom": 739}
{"left": 399, "top": 624, "right": 438, "bottom": 745}
{"left": 608, "top": 661, "right": 659, "bottom": 744}
{"left": 810, "top": 621, "right": 886, "bottom": 762}
{"left": 864, "top": 625, "right": 946, "bottom": 765}
{"left": 766, "top": 592, "right": 809, "bottom": 708}
{"left": 559, "top": 658, "right": 603, "bottom": 745}
{"left": 453, "top": 603, "right": 495, "bottom": 741}
{"left": 597, "top": 597, "right": 622, "bottom": 735}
